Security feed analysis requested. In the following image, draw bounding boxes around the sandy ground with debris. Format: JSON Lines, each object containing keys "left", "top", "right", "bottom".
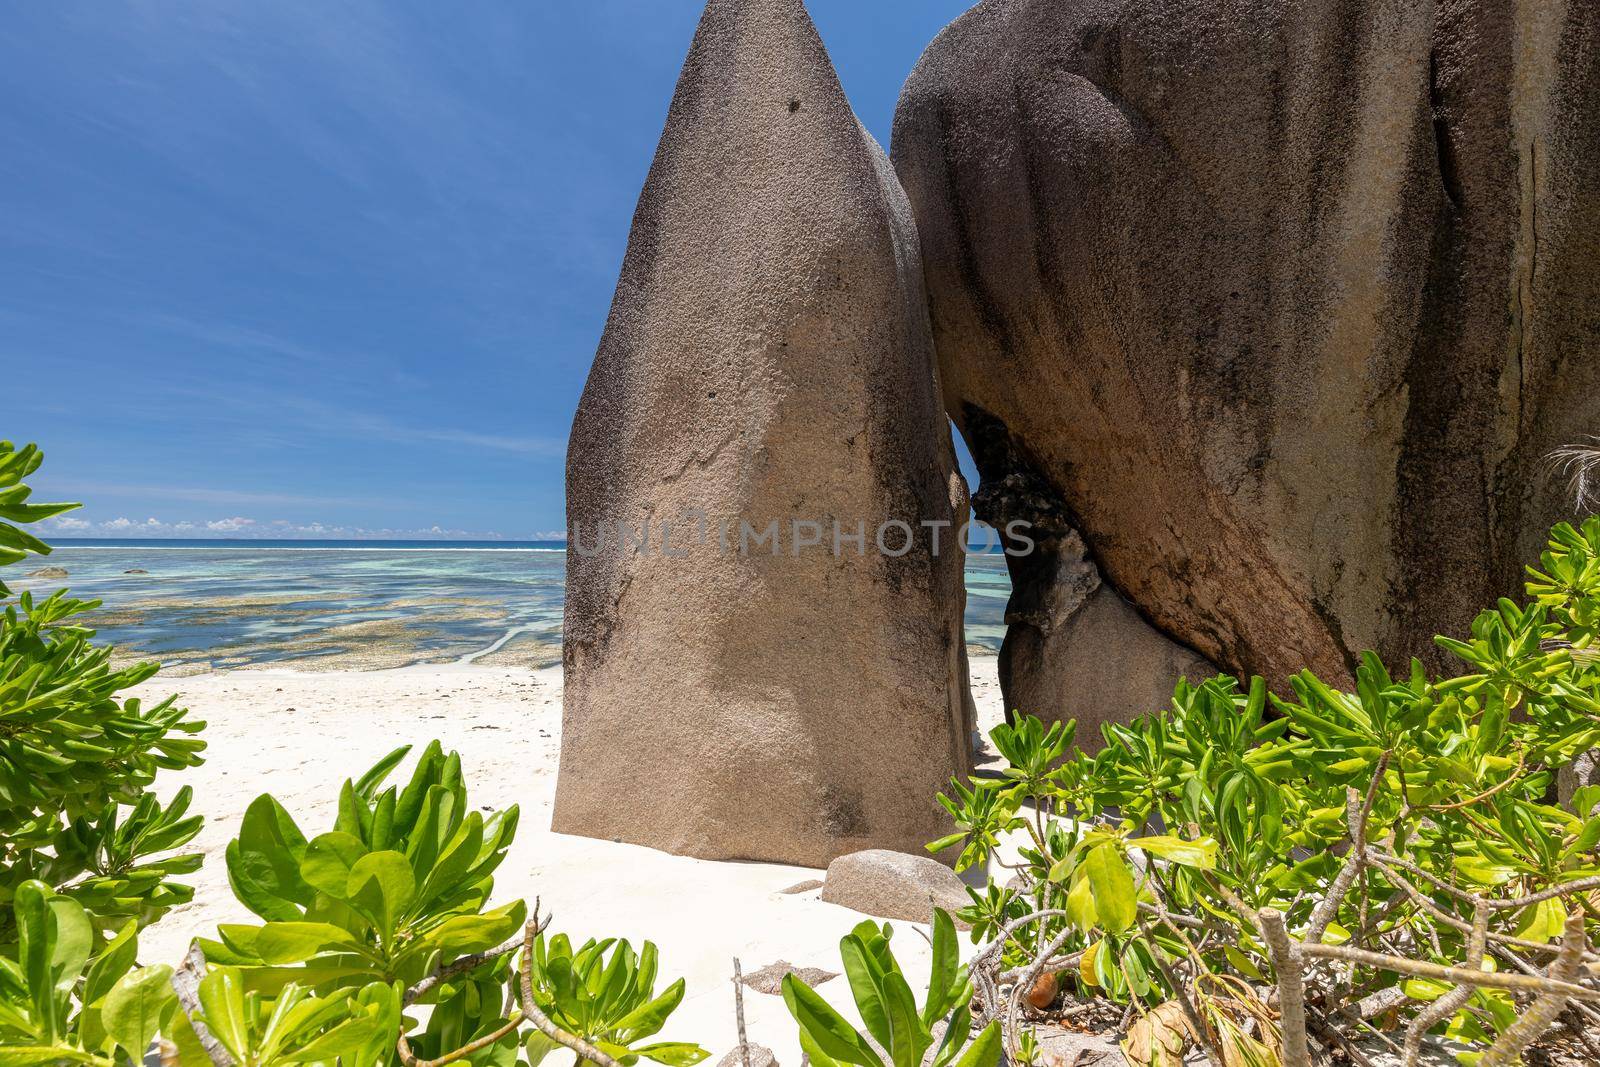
{"left": 134, "top": 656, "right": 1009, "bottom": 1065}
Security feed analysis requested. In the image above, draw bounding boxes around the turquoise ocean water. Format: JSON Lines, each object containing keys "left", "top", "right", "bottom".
{"left": 16, "top": 540, "right": 1011, "bottom": 671}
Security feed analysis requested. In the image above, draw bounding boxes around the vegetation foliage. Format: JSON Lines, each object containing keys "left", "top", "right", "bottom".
{"left": 782, "top": 908, "right": 999, "bottom": 1067}
{"left": 0, "top": 441, "right": 206, "bottom": 947}
{"left": 932, "top": 518, "right": 1600, "bottom": 1065}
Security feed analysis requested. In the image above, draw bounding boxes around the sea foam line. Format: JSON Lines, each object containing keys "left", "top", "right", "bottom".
{"left": 458, "top": 623, "right": 550, "bottom": 665}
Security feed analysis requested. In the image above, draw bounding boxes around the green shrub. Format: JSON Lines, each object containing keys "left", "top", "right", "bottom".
{"left": 0, "top": 880, "right": 180, "bottom": 1064}
{"left": 0, "top": 440, "right": 206, "bottom": 944}
{"left": 935, "top": 518, "right": 1600, "bottom": 1064}
{"left": 198, "top": 744, "right": 707, "bottom": 1066}
{"left": 201, "top": 742, "right": 526, "bottom": 1058}
{"left": 167, "top": 967, "right": 401, "bottom": 1066}
{"left": 521, "top": 934, "right": 707, "bottom": 1067}
{"left": 783, "top": 909, "right": 1000, "bottom": 1067}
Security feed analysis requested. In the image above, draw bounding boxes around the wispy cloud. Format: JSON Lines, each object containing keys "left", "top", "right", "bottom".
{"left": 414, "top": 427, "right": 565, "bottom": 457}
{"left": 140, "top": 313, "right": 332, "bottom": 365}
{"left": 47, "top": 482, "right": 387, "bottom": 508}
{"left": 43, "top": 513, "right": 534, "bottom": 541}
{"left": 274, "top": 396, "right": 566, "bottom": 457}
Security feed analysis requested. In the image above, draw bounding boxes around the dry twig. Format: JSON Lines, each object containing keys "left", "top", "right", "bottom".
{"left": 734, "top": 958, "right": 750, "bottom": 1067}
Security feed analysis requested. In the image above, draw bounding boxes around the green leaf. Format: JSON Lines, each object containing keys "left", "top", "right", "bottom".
{"left": 922, "top": 908, "right": 960, "bottom": 1027}
{"left": 418, "top": 900, "right": 527, "bottom": 959}
{"left": 101, "top": 965, "right": 175, "bottom": 1057}
{"left": 1513, "top": 898, "right": 1567, "bottom": 944}
{"left": 256, "top": 922, "right": 370, "bottom": 964}
{"left": 0, "top": 1049, "right": 102, "bottom": 1066}
{"left": 1403, "top": 978, "right": 1453, "bottom": 1002}
{"left": 781, "top": 973, "right": 883, "bottom": 1067}
{"left": 228, "top": 795, "right": 312, "bottom": 922}
{"left": 1066, "top": 873, "right": 1098, "bottom": 932}
{"left": 525, "top": 1031, "right": 562, "bottom": 1067}
{"left": 346, "top": 850, "right": 416, "bottom": 940}
{"left": 881, "top": 968, "right": 927, "bottom": 1067}
{"left": 839, "top": 935, "right": 891, "bottom": 1050}
{"left": 631, "top": 1043, "right": 711, "bottom": 1066}
{"left": 299, "top": 831, "right": 370, "bottom": 900}
{"left": 950, "top": 1022, "right": 1001, "bottom": 1067}
{"left": 47, "top": 896, "right": 95, "bottom": 992}
{"left": 613, "top": 979, "right": 687, "bottom": 1042}
{"left": 1084, "top": 845, "right": 1137, "bottom": 934}
{"left": 83, "top": 922, "right": 139, "bottom": 1006}
{"left": 354, "top": 745, "right": 413, "bottom": 799}
{"left": 1128, "top": 835, "right": 1218, "bottom": 871}
{"left": 196, "top": 967, "right": 253, "bottom": 1060}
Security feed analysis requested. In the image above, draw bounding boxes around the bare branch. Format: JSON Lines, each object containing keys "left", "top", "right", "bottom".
{"left": 1480, "top": 910, "right": 1589, "bottom": 1066}
{"left": 169, "top": 943, "right": 237, "bottom": 1067}
{"left": 398, "top": 1017, "right": 524, "bottom": 1067}
{"left": 1299, "top": 943, "right": 1600, "bottom": 1002}
{"left": 1404, "top": 899, "right": 1488, "bottom": 1067}
{"left": 404, "top": 931, "right": 528, "bottom": 1007}
{"left": 1260, "top": 909, "right": 1312, "bottom": 1067}
{"left": 1307, "top": 770, "right": 1384, "bottom": 945}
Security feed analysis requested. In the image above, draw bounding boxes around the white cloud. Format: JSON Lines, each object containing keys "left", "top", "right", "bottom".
{"left": 44, "top": 514, "right": 550, "bottom": 541}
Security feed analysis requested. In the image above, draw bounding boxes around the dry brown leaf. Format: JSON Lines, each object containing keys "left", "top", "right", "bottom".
{"left": 1120, "top": 1001, "right": 1192, "bottom": 1067}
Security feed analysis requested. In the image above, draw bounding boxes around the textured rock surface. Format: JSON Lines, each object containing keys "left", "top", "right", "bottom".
{"left": 1005, "top": 583, "right": 1214, "bottom": 747}
{"left": 739, "top": 961, "right": 837, "bottom": 995}
{"left": 894, "top": 0, "right": 1600, "bottom": 690}
{"left": 820, "top": 849, "right": 971, "bottom": 924}
{"left": 716, "top": 1046, "right": 778, "bottom": 1067}
{"left": 967, "top": 408, "right": 1214, "bottom": 738}
{"left": 555, "top": 0, "right": 971, "bottom": 866}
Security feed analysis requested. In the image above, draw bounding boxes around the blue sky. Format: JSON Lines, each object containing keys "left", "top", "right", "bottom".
{"left": 6, "top": 0, "right": 976, "bottom": 540}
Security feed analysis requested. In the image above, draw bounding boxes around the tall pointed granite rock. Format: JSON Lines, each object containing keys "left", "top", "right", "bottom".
{"left": 894, "top": 0, "right": 1600, "bottom": 709}
{"left": 555, "top": 0, "right": 972, "bottom": 866}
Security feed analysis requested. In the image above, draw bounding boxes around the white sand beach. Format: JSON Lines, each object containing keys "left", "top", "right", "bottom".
{"left": 134, "top": 656, "right": 1010, "bottom": 1065}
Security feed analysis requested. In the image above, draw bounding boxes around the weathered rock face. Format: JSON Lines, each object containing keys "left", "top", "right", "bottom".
{"left": 555, "top": 0, "right": 972, "bottom": 867}
{"left": 894, "top": 0, "right": 1600, "bottom": 692}
{"left": 820, "top": 849, "right": 972, "bottom": 925}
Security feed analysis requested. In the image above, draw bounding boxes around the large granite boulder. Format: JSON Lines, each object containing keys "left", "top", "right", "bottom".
{"left": 894, "top": 0, "right": 1600, "bottom": 693}
{"left": 555, "top": 0, "right": 972, "bottom": 866}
